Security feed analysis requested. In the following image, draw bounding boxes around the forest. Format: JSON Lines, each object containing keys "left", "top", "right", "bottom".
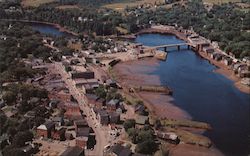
{"left": 0, "top": 0, "right": 249, "bottom": 58}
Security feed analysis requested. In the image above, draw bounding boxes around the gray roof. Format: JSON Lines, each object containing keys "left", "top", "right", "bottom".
{"left": 60, "top": 146, "right": 84, "bottom": 156}
{"left": 135, "top": 115, "right": 149, "bottom": 125}
{"left": 107, "top": 99, "right": 119, "bottom": 106}
{"left": 112, "top": 144, "right": 132, "bottom": 156}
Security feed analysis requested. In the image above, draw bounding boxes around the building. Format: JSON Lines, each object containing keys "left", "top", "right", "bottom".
{"left": 70, "top": 71, "right": 94, "bottom": 79}
{"left": 36, "top": 121, "right": 55, "bottom": 138}
{"left": 223, "top": 57, "right": 233, "bottom": 66}
{"left": 135, "top": 115, "right": 149, "bottom": 125}
{"left": 76, "top": 136, "right": 89, "bottom": 149}
{"left": 156, "top": 131, "right": 180, "bottom": 144}
{"left": 109, "top": 112, "right": 120, "bottom": 124}
{"left": 60, "top": 146, "right": 85, "bottom": 156}
{"left": 202, "top": 46, "right": 214, "bottom": 55}
{"left": 97, "top": 110, "right": 109, "bottom": 125}
{"left": 109, "top": 144, "right": 132, "bottom": 156}
{"left": 52, "top": 127, "right": 66, "bottom": 141}
{"left": 107, "top": 99, "right": 120, "bottom": 111}
{"left": 134, "top": 104, "right": 146, "bottom": 115}
{"left": 74, "top": 119, "right": 88, "bottom": 129}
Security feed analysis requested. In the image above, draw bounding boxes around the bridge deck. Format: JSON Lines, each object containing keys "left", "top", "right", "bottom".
{"left": 152, "top": 43, "right": 190, "bottom": 49}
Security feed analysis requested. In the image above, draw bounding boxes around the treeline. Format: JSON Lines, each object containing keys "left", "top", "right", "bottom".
{"left": 0, "top": 21, "right": 51, "bottom": 84}
{"left": 0, "top": 0, "right": 249, "bottom": 58}
{"left": 129, "top": 1, "right": 250, "bottom": 58}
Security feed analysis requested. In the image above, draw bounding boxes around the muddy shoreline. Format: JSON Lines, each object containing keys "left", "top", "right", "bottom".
{"left": 113, "top": 58, "right": 224, "bottom": 156}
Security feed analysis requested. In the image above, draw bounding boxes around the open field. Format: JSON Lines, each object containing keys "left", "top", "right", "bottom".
{"left": 21, "top": 0, "right": 57, "bottom": 7}
{"left": 56, "top": 5, "right": 81, "bottom": 10}
{"left": 102, "top": 0, "right": 165, "bottom": 11}
{"left": 203, "top": 0, "right": 241, "bottom": 4}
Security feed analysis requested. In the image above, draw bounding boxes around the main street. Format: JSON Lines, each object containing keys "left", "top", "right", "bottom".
{"left": 53, "top": 63, "right": 109, "bottom": 156}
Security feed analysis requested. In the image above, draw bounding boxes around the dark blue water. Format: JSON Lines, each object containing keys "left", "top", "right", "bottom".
{"left": 30, "top": 23, "right": 72, "bottom": 37}
{"left": 136, "top": 34, "right": 250, "bottom": 156}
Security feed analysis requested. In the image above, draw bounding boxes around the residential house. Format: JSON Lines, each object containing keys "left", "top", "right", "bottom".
{"left": 97, "top": 110, "right": 109, "bottom": 125}
{"left": 135, "top": 115, "right": 149, "bottom": 125}
{"left": 223, "top": 57, "right": 233, "bottom": 66}
{"left": 70, "top": 71, "right": 94, "bottom": 79}
{"left": 76, "top": 137, "right": 89, "bottom": 149}
{"left": 156, "top": 131, "right": 180, "bottom": 144}
{"left": 109, "top": 112, "right": 120, "bottom": 124}
{"left": 36, "top": 121, "right": 55, "bottom": 138}
{"left": 52, "top": 127, "right": 66, "bottom": 141}
{"left": 74, "top": 119, "right": 89, "bottom": 133}
{"left": 60, "top": 146, "right": 85, "bottom": 156}
{"left": 202, "top": 46, "right": 214, "bottom": 55}
{"left": 0, "top": 134, "right": 10, "bottom": 149}
{"left": 107, "top": 99, "right": 120, "bottom": 111}
{"left": 134, "top": 104, "right": 146, "bottom": 115}
{"left": 110, "top": 144, "right": 132, "bottom": 156}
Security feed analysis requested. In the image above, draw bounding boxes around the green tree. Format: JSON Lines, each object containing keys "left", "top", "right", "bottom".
{"left": 123, "top": 119, "right": 135, "bottom": 131}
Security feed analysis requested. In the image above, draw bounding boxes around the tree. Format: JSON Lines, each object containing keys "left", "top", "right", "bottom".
{"left": 135, "top": 140, "right": 158, "bottom": 154}
{"left": 94, "top": 85, "right": 106, "bottom": 99}
{"left": 13, "top": 131, "right": 34, "bottom": 147}
{"left": 2, "top": 91, "right": 17, "bottom": 105}
{"left": 123, "top": 119, "right": 135, "bottom": 131}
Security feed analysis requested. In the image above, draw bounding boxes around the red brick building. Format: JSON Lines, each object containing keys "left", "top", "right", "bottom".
{"left": 36, "top": 121, "right": 55, "bottom": 138}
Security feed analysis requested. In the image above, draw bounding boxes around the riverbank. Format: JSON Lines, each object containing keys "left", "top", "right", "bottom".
{"left": 0, "top": 19, "right": 78, "bottom": 36}
{"left": 134, "top": 26, "right": 250, "bottom": 94}
{"left": 113, "top": 58, "right": 191, "bottom": 120}
{"left": 112, "top": 58, "right": 224, "bottom": 156}
{"left": 198, "top": 51, "right": 250, "bottom": 94}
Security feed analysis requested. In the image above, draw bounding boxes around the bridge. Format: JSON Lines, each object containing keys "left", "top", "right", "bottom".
{"left": 151, "top": 43, "right": 192, "bottom": 52}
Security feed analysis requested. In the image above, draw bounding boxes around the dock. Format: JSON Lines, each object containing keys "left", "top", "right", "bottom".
{"left": 130, "top": 85, "right": 173, "bottom": 95}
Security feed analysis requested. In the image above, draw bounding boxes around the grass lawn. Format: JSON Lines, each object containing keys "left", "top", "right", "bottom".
{"left": 203, "top": 0, "right": 242, "bottom": 4}
{"left": 21, "top": 0, "right": 57, "bottom": 7}
{"left": 102, "top": 0, "right": 165, "bottom": 11}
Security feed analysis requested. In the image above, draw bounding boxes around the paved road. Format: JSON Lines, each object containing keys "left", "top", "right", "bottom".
{"left": 53, "top": 63, "right": 109, "bottom": 156}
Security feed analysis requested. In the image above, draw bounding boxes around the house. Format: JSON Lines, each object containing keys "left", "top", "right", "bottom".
{"left": 105, "top": 79, "right": 117, "bottom": 88}
{"left": 211, "top": 53, "right": 223, "bottom": 61}
{"left": 239, "top": 70, "right": 250, "bottom": 78}
{"left": 97, "top": 110, "right": 109, "bottom": 125}
{"left": 36, "top": 121, "right": 55, "bottom": 138}
{"left": 110, "top": 144, "right": 132, "bottom": 156}
{"left": 76, "top": 136, "right": 89, "bottom": 149}
{"left": 241, "top": 78, "right": 250, "bottom": 86}
{"left": 134, "top": 104, "right": 146, "bottom": 115}
{"left": 109, "top": 112, "right": 120, "bottom": 124}
{"left": 1, "top": 106, "right": 18, "bottom": 118}
{"left": 74, "top": 119, "right": 89, "bottom": 133}
{"left": 64, "top": 103, "right": 81, "bottom": 118}
{"left": 156, "top": 131, "right": 180, "bottom": 144}
{"left": 70, "top": 71, "right": 94, "bottom": 79}
{"left": 24, "top": 110, "right": 36, "bottom": 119}
{"left": 135, "top": 115, "right": 149, "bottom": 125}
{"left": 223, "top": 57, "right": 233, "bottom": 66}
{"left": 52, "top": 127, "right": 66, "bottom": 141}
{"left": 60, "top": 146, "right": 85, "bottom": 156}
{"left": 202, "top": 46, "right": 214, "bottom": 55}
{"left": 21, "top": 144, "right": 38, "bottom": 155}
{"left": 51, "top": 117, "right": 64, "bottom": 126}
{"left": 107, "top": 99, "right": 120, "bottom": 111}
{"left": 0, "top": 134, "right": 10, "bottom": 149}
{"left": 76, "top": 127, "right": 90, "bottom": 137}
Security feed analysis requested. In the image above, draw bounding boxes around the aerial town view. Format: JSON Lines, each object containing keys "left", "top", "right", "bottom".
{"left": 0, "top": 0, "right": 249, "bottom": 156}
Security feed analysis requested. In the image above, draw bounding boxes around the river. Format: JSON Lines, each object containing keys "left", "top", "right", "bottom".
{"left": 30, "top": 23, "right": 73, "bottom": 37}
{"left": 31, "top": 24, "right": 250, "bottom": 156}
{"left": 136, "top": 34, "right": 250, "bottom": 156}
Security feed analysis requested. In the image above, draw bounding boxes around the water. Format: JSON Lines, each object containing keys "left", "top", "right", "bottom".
{"left": 30, "top": 23, "right": 72, "bottom": 37}
{"left": 135, "top": 34, "right": 250, "bottom": 156}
